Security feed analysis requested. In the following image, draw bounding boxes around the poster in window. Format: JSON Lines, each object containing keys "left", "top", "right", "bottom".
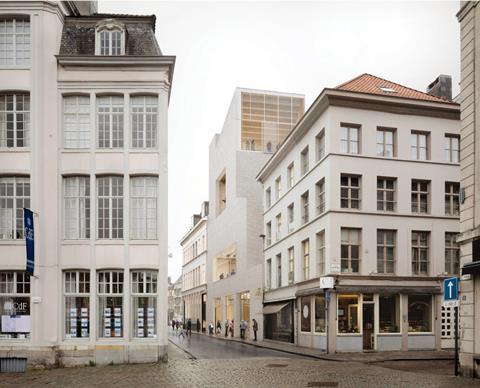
{"left": 70, "top": 318, "right": 77, "bottom": 327}
{"left": 147, "top": 328, "right": 155, "bottom": 337}
{"left": 114, "top": 318, "right": 121, "bottom": 328}
{"left": 147, "top": 307, "right": 155, "bottom": 317}
{"left": 114, "top": 307, "right": 121, "bottom": 317}
{"left": 81, "top": 328, "right": 88, "bottom": 338}
{"left": 147, "top": 317, "right": 154, "bottom": 327}
{"left": 104, "top": 328, "right": 111, "bottom": 337}
{"left": 137, "top": 328, "right": 144, "bottom": 337}
{"left": 104, "top": 308, "right": 111, "bottom": 317}
{"left": 104, "top": 317, "right": 111, "bottom": 327}
{"left": 137, "top": 318, "right": 144, "bottom": 328}
{"left": 114, "top": 327, "right": 121, "bottom": 337}
{"left": 137, "top": 308, "right": 144, "bottom": 317}
{"left": 81, "top": 318, "right": 88, "bottom": 328}
{"left": 81, "top": 308, "right": 88, "bottom": 317}
{"left": 70, "top": 308, "right": 77, "bottom": 317}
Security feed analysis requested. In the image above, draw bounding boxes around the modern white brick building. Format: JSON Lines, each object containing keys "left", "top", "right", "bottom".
{"left": 0, "top": 1, "right": 174, "bottom": 366}
{"left": 181, "top": 202, "right": 208, "bottom": 331}
{"left": 206, "top": 88, "right": 304, "bottom": 339}
{"left": 257, "top": 74, "right": 460, "bottom": 353}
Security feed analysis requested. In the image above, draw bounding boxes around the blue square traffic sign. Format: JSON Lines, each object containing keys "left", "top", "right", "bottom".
{"left": 443, "top": 277, "right": 458, "bottom": 302}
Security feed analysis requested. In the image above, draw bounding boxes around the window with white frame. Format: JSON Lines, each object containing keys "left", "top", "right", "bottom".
{"left": 445, "top": 182, "right": 460, "bottom": 216}
{"left": 0, "top": 271, "right": 30, "bottom": 339}
{"left": 340, "top": 174, "right": 360, "bottom": 209}
{"left": 130, "top": 176, "right": 158, "bottom": 239}
{"left": 301, "top": 146, "right": 309, "bottom": 175}
{"left": 64, "top": 270, "right": 90, "bottom": 339}
{"left": 266, "top": 222, "right": 272, "bottom": 247}
{"left": 63, "top": 96, "right": 90, "bottom": 149}
{"left": 340, "top": 124, "right": 360, "bottom": 154}
{"left": 276, "top": 254, "right": 282, "bottom": 288}
{"left": 377, "top": 177, "right": 396, "bottom": 212}
{"left": 97, "top": 176, "right": 123, "bottom": 239}
{"left": 64, "top": 176, "right": 90, "bottom": 240}
{"left": 301, "top": 191, "right": 309, "bottom": 224}
{"left": 317, "top": 230, "right": 325, "bottom": 276}
{"left": 0, "top": 176, "right": 30, "bottom": 239}
{"left": 376, "top": 127, "right": 395, "bottom": 157}
{"left": 288, "top": 247, "right": 294, "bottom": 285}
{"left": 341, "top": 228, "right": 360, "bottom": 273}
{"left": 445, "top": 134, "right": 460, "bottom": 163}
{"left": 131, "top": 96, "right": 158, "bottom": 149}
{"left": 287, "top": 203, "right": 294, "bottom": 233}
{"left": 0, "top": 17, "right": 30, "bottom": 66}
{"left": 266, "top": 259, "right": 272, "bottom": 290}
{"left": 96, "top": 20, "right": 124, "bottom": 56}
{"left": 316, "top": 178, "right": 325, "bottom": 215}
{"left": 275, "top": 176, "right": 282, "bottom": 200}
{"left": 97, "top": 96, "right": 124, "bottom": 149}
{"left": 411, "top": 131, "right": 429, "bottom": 160}
{"left": 265, "top": 187, "right": 271, "bottom": 208}
{"left": 98, "top": 270, "right": 124, "bottom": 338}
{"left": 316, "top": 129, "right": 325, "bottom": 161}
{"left": 275, "top": 213, "right": 282, "bottom": 241}
{"left": 302, "top": 239, "right": 310, "bottom": 280}
{"left": 445, "top": 232, "right": 460, "bottom": 275}
{"left": 377, "top": 229, "right": 395, "bottom": 274}
{"left": 0, "top": 93, "right": 30, "bottom": 148}
{"left": 287, "top": 163, "right": 294, "bottom": 189}
{"left": 412, "top": 231, "right": 429, "bottom": 275}
{"left": 131, "top": 270, "right": 157, "bottom": 338}
{"left": 411, "top": 179, "right": 429, "bottom": 214}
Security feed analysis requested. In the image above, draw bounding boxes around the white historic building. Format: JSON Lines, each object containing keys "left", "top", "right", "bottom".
{"left": 180, "top": 202, "right": 208, "bottom": 331}
{"left": 0, "top": 1, "right": 174, "bottom": 366}
{"left": 206, "top": 88, "right": 304, "bottom": 339}
{"left": 257, "top": 74, "right": 461, "bottom": 352}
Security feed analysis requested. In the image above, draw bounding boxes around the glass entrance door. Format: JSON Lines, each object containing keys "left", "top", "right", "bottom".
{"left": 362, "top": 303, "right": 374, "bottom": 350}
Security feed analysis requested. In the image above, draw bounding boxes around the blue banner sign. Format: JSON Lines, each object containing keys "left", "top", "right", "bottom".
{"left": 23, "top": 208, "right": 34, "bottom": 276}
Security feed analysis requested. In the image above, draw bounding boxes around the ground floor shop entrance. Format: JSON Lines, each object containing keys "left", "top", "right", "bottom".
{"left": 263, "top": 301, "right": 294, "bottom": 343}
{"left": 362, "top": 302, "right": 374, "bottom": 350}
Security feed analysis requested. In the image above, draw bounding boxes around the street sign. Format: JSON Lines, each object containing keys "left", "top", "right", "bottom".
{"left": 443, "top": 277, "right": 458, "bottom": 307}
{"left": 320, "top": 276, "right": 334, "bottom": 289}
{"left": 326, "top": 290, "right": 331, "bottom": 303}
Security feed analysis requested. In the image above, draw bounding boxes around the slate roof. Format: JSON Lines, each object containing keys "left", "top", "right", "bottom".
{"left": 335, "top": 73, "right": 450, "bottom": 103}
{"left": 59, "top": 14, "right": 162, "bottom": 56}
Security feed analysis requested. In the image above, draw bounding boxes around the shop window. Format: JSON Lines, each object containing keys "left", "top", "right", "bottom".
{"left": 314, "top": 294, "right": 326, "bottom": 333}
{"left": 64, "top": 270, "right": 90, "bottom": 339}
{"left": 379, "top": 294, "right": 400, "bottom": 333}
{"left": 98, "top": 270, "right": 124, "bottom": 338}
{"left": 408, "top": 294, "right": 432, "bottom": 333}
{"left": 131, "top": 270, "right": 157, "bottom": 338}
{"left": 300, "top": 297, "right": 311, "bottom": 332}
{"left": 0, "top": 271, "right": 30, "bottom": 339}
{"left": 337, "top": 294, "right": 359, "bottom": 333}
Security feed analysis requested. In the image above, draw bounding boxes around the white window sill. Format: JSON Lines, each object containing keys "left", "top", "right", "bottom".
{"left": 0, "top": 240, "right": 24, "bottom": 245}
{"left": 0, "top": 66, "right": 30, "bottom": 70}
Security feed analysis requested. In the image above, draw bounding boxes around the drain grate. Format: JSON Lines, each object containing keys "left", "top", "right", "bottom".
{"left": 266, "top": 363, "right": 288, "bottom": 368}
{"left": 307, "top": 382, "right": 338, "bottom": 387}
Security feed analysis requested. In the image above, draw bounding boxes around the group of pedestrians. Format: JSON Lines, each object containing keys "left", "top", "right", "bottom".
{"left": 208, "top": 318, "right": 258, "bottom": 341}
{"left": 171, "top": 318, "right": 203, "bottom": 339}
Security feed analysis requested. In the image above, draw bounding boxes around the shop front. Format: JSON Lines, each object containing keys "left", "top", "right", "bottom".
{"left": 263, "top": 300, "right": 294, "bottom": 343}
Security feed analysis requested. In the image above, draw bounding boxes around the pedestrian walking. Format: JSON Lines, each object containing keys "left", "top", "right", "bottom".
{"left": 240, "top": 320, "right": 246, "bottom": 339}
{"left": 224, "top": 319, "right": 229, "bottom": 337}
{"left": 175, "top": 320, "right": 179, "bottom": 332}
{"left": 252, "top": 319, "right": 258, "bottom": 341}
{"left": 187, "top": 318, "right": 192, "bottom": 336}
{"left": 208, "top": 321, "right": 214, "bottom": 335}
{"left": 171, "top": 319, "right": 175, "bottom": 331}
{"left": 229, "top": 319, "right": 234, "bottom": 337}
{"left": 216, "top": 320, "right": 222, "bottom": 335}
{"left": 196, "top": 318, "right": 201, "bottom": 333}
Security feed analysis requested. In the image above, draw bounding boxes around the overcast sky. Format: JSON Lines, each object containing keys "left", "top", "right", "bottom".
{"left": 99, "top": 1, "right": 460, "bottom": 281}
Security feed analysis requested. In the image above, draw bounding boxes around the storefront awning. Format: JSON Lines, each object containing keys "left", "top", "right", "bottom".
{"left": 263, "top": 303, "right": 288, "bottom": 315}
{"left": 462, "top": 261, "right": 480, "bottom": 276}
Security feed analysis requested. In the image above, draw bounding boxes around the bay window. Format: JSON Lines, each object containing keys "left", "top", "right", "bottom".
{"left": 0, "top": 93, "right": 30, "bottom": 148}
{"left": 97, "top": 96, "right": 124, "bottom": 149}
{"left": 130, "top": 176, "right": 158, "bottom": 239}
{"left": 63, "top": 95, "right": 90, "bottom": 149}
{"left": 64, "top": 176, "right": 90, "bottom": 239}
{"left": 0, "top": 17, "right": 30, "bottom": 66}
{"left": 0, "top": 176, "right": 30, "bottom": 239}
{"left": 131, "top": 270, "right": 157, "bottom": 338}
{"left": 64, "top": 271, "right": 90, "bottom": 339}
{"left": 98, "top": 270, "right": 124, "bottom": 338}
{"left": 0, "top": 271, "right": 30, "bottom": 339}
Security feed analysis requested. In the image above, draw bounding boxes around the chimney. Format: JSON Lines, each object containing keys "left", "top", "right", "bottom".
{"left": 201, "top": 201, "right": 209, "bottom": 218}
{"left": 192, "top": 214, "right": 201, "bottom": 227}
{"left": 426, "top": 75, "right": 452, "bottom": 101}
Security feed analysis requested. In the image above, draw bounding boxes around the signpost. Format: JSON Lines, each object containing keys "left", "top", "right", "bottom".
{"left": 320, "top": 276, "right": 335, "bottom": 354}
{"left": 443, "top": 277, "right": 459, "bottom": 376}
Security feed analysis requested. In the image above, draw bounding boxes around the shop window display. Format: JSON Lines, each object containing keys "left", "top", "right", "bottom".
{"left": 0, "top": 272, "right": 30, "bottom": 339}
{"left": 314, "top": 294, "right": 326, "bottom": 333}
{"left": 131, "top": 270, "right": 157, "bottom": 338}
{"left": 300, "top": 297, "right": 311, "bottom": 332}
{"left": 379, "top": 294, "right": 400, "bottom": 333}
{"left": 408, "top": 294, "right": 432, "bottom": 332}
{"left": 337, "top": 294, "right": 359, "bottom": 333}
{"left": 64, "top": 270, "right": 90, "bottom": 338}
{"left": 98, "top": 270, "right": 124, "bottom": 338}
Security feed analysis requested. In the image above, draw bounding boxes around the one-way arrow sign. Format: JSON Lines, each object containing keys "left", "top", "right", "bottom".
{"left": 443, "top": 277, "right": 458, "bottom": 307}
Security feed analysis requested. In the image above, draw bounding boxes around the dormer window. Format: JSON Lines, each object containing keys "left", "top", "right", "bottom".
{"left": 95, "top": 19, "right": 125, "bottom": 56}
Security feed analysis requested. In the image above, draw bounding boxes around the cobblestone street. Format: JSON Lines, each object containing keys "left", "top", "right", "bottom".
{"left": 0, "top": 339, "right": 477, "bottom": 388}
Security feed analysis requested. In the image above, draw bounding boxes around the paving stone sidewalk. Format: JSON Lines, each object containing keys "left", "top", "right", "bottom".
{"left": 193, "top": 331, "right": 454, "bottom": 363}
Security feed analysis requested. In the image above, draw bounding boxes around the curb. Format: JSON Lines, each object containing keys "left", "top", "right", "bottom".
{"left": 190, "top": 332, "right": 455, "bottom": 363}
{"left": 168, "top": 338, "right": 197, "bottom": 360}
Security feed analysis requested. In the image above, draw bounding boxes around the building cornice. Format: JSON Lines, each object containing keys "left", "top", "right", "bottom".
{"left": 179, "top": 217, "right": 208, "bottom": 246}
{"left": 256, "top": 89, "right": 460, "bottom": 182}
{"left": 457, "top": 1, "right": 477, "bottom": 22}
